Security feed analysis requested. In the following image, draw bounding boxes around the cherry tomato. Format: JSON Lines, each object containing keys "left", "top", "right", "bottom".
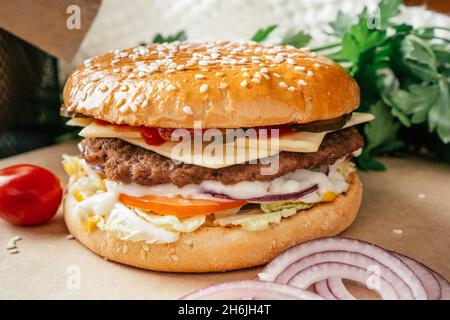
{"left": 0, "top": 164, "right": 63, "bottom": 226}
{"left": 119, "top": 194, "right": 247, "bottom": 217}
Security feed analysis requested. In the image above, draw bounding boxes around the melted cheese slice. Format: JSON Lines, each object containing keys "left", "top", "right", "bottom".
{"left": 122, "top": 138, "right": 280, "bottom": 168}
{"left": 69, "top": 112, "right": 374, "bottom": 168}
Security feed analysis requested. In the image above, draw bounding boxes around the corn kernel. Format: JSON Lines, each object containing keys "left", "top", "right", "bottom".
{"left": 62, "top": 160, "right": 74, "bottom": 176}
{"left": 322, "top": 192, "right": 337, "bottom": 202}
{"left": 85, "top": 216, "right": 101, "bottom": 234}
{"left": 73, "top": 191, "right": 85, "bottom": 202}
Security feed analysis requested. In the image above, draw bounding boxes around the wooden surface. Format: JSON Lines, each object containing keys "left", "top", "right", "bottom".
{"left": 0, "top": 142, "right": 449, "bottom": 299}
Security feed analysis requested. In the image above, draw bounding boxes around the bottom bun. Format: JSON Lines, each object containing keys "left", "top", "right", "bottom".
{"left": 64, "top": 172, "right": 362, "bottom": 273}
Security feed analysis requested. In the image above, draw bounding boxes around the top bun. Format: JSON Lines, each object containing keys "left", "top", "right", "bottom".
{"left": 63, "top": 41, "right": 360, "bottom": 128}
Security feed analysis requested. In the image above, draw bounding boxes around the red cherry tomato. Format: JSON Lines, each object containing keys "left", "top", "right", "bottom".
{"left": 0, "top": 164, "right": 63, "bottom": 226}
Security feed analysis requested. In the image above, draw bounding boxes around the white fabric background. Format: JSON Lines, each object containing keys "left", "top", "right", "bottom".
{"left": 70, "top": 0, "right": 449, "bottom": 66}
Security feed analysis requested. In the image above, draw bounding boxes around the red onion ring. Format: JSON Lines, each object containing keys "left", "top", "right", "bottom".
{"left": 179, "top": 280, "right": 323, "bottom": 300}
{"left": 259, "top": 237, "right": 427, "bottom": 299}
{"left": 288, "top": 262, "right": 399, "bottom": 300}
{"left": 203, "top": 184, "right": 318, "bottom": 202}
{"left": 433, "top": 273, "right": 450, "bottom": 300}
{"left": 314, "top": 280, "right": 338, "bottom": 300}
{"left": 327, "top": 278, "right": 357, "bottom": 300}
{"left": 394, "top": 253, "right": 442, "bottom": 300}
{"left": 272, "top": 250, "right": 413, "bottom": 299}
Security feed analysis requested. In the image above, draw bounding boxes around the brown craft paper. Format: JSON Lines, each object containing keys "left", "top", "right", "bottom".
{"left": 0, "top": 142, "right": 449, "bottom": 299}
{"left": 0, "top": 0, "right": 101, "bottom": 61}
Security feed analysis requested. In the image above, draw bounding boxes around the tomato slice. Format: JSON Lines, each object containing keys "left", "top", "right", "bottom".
{"left": 119, "top": 194, "right": 247, "bottom": 217}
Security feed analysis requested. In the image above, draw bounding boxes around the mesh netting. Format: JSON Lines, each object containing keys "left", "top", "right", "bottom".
{"left": 0, "top": 28, "right": 62, "bottom": 158}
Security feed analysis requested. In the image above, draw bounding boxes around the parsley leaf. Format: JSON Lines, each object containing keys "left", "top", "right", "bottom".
{"left": 281, "top": 29, "right": 312, "bottom": 48}
{"left": 251, "top": 25, "right": 278, "bottom": 42}
{"left": 364, "top": 101, "right": 405, "bottom": 154}
{"left": 152, "top": 30, "right": 187, "bottom": 44}
{"left": 400, "top": 34, "right": 439, "bottom": 82}
{"left": 328, "top": 10, "right": 354, "bottom": 37}
{"left": 428, "top": 77, "right": 450, "bottom": 143}
{"left": 379, "top": 0, "right": 402, "bottom": 29}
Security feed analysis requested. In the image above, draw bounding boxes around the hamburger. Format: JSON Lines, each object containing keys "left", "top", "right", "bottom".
{"left": 61, "top": 40, "right": 373, "bottom": 272}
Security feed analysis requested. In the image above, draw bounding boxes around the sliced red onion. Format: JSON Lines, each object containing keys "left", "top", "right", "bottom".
{"left": 433, "top": 272, "right": 450, "bottom": 300}
{"left": 259, "top": 237, "right": 427, "bottom": 299}
{"left": 394, "top": 253, "right": 441, "bottom": 300}
{"left": 273, "top": 250, "right": 413, "bottom": 299}
{"left": 202, "top": 184, "right": 318, "bottom": 202}
{"left": 314, "top": 280, "right": 337, "bottom": 300}
{"left": 327, "top": 278, "right": 357, "bottom": 300}
{"left": 288, "top": 262, "right": 398, "bottom": 300}
{"left": 180, "top": 280, "right": 323, "bottom": 300}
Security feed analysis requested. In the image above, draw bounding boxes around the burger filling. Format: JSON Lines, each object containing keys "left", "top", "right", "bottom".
{"left": 63, "top": 128, "right": 363, "bottom": 244}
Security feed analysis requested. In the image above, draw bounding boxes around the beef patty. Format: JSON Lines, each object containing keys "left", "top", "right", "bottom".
{"left": 80, "top": 127, "right": 364, "bottom": 187}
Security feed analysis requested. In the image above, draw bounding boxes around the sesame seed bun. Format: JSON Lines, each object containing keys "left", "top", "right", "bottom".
{"left": 64, "top": 172, "right": 362, "bottom": 273}
{"left": 63, "top": 41, "right": 360, "bottom": 128}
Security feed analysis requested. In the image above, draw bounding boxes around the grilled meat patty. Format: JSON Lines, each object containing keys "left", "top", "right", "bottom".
{"left": 80, "top": 127, "right": 364, "bottom": 187}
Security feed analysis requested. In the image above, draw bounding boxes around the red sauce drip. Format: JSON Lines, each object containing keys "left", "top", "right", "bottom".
{"left": 139, "top": 128, "right": 167, "bottom": 146}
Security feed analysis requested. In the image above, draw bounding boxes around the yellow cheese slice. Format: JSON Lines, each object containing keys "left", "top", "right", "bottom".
{"left": 66, "top": 117, "right": 93, "bottom": 127}
{"left": 122, "top": 138, "right": 280, "bottom": 169}
{"left": 79, "top": 122, "right": 142, "bottom": 139}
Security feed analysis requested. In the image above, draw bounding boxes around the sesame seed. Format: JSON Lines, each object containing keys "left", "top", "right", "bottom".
{"left": 130, "top": 103, "right": 138, "bottom": 112}
{"left": 138, "top": 71, "right": 146, "bottom": 77}
{"left": 199, "top": 84, "right": 208, "bottom": 93}
{"left": 238, "top": 58, "right": 247, "bottom": 65}
{"left": 219, "top": 82, "right": 228, "bottom": 89}
{"left": 183, "top": 106, "right": 193, "bottom": 115}
{"left": 195, "top": 74, "right": 206, "bottom": 79}
{"left": 119, "top": 104, "right": 128, "bottom": 113}
{"left": 199, "top": 60, "right": 209, "bottom": 66}
{"left": 273, "top": 72, "right": 281, "bottom": 78}
{"left": 294, "top": 66, "right": 305, "bottom": 72}
{"left": 176, "top": 64, "right": 185, "bottom": 71}
{"left": 278, "top": 81, "right": 288, "bottom": 88}
{"left": 241, "top": 67, "right": 249, "bottom": 72}
{"left": 128, "top": 73, "right": 137, "bottom": 79}
{"left": 242, "top": 72, "right": 250, "bottom": 78}
{"left": 286, "top": 58, "right": 295, "bottom": 64}
{"left": 393, "top": 229, "right": 403, "bottom": 234}
{"left": 240, "top": 80, "right": 248, "bottom": 87}
{"left": 167, "top": 84, "right": 177, "bottom": 91}
{"left": 120, "top": 85, "right": 128, "bottom": 92}
{"left": 165, "top": 69, "right": 175, "bottom": 74}
{"left": 8, "top": 248, "right": 19, "bottom": 254}
{"left": 251, "top": 77, "right": 261, "bottom": 84}
{"left": 298, "top": 79, "right": 307, "bottom": 86}
{"left": 288, "top": 86, "right": 295, "bottom": 92}
{"left": 272, "top": 56, "right": 284, "bottom": 63}
{"left": 307, "top": 70, "right": 314, "bottom": 77}
{"left": 260, "top": 67, "right": 269, "bottom": 73}
{"left": 66, "top": 234, "right": 75, "bottom": 240}
{"left": 313, "top": 63, "right": 321, "bottom": 68}
{"left": 215, "top": 72, "right": 224, "bottom": 77}
{"left": 262, "top": 73, "right": 270, "bottom": 80}
{"left": 418, "top": 194, "right": 426, "bottom": 199}
{"left": 141, "top": 99, "right": 149, "bottom": 108}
